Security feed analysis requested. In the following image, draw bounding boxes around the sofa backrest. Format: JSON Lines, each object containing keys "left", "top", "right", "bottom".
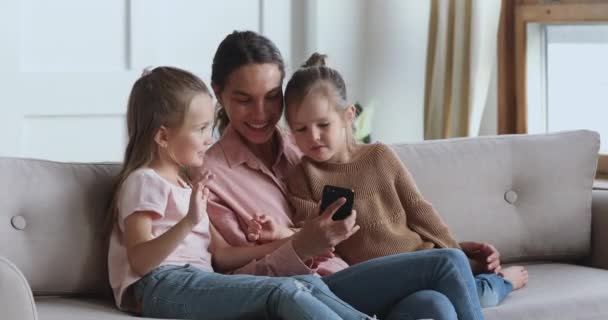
{"left": 391, "top": 130, "right": 599, "bottom": 263}
{"left": 0, "top": 158, "right": 119, "bottom": 296}
{"left": 0, "top": 130, "right": 599, "bottom": 296}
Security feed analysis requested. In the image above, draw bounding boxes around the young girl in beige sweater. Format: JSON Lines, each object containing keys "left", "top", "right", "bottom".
{"left": 247, "top": 53, "right": 528, "bottom": 308}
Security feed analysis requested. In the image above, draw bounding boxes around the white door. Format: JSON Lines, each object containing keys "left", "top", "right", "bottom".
{"left": 0, "top": 0, "right": 289, "bottom": 162}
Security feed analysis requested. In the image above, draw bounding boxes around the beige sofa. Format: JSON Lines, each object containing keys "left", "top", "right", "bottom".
{"left": 2, "top": 130, "right": 607, "bottom": 320}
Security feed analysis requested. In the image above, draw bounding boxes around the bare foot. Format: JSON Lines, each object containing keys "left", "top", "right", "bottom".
{"left": 500, "top": 266, "right": 528, "bottom": 290}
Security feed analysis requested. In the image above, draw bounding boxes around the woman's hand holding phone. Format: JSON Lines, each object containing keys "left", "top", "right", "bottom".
{"left": 291, "top": 197, "right": 360, "bottom": 262}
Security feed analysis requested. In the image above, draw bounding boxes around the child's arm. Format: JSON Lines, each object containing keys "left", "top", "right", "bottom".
{"left": 124, "top": 211, "right": 198, "bottom": 276}
{"left": 124, "top": 182, "right": 208, "bottom": 276}
{"left": 389, "top": 151, "right": 501, "bottom": 273}
{"left": 204, "top": 195, "right": 315, "bottom": 277}
{"left": 387, "top": 147, "right": 460, "bottom": 249}
{"left": 396, "top": 169, "right": 459, "bottom": 248}
{"left": 209, "top": 223, "right": 294, "bottom": 273}
{"left": 211, "top": 223, "right": 336, "bottom": 273}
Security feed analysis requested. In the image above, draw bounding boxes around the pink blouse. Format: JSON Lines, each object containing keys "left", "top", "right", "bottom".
{"left": 203, "top": 125, "right": 349, "bottom": 276}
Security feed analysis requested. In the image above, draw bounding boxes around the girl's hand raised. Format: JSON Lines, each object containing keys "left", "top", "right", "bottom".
{"left": 184, "top": 171, "right": 213, "bottom": 227}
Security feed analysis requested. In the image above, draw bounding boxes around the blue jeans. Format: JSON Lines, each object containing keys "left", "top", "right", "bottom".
{"left": 476, "top": 273, "right": 513, "bottom": 308}
{"left": 133, "top": 264, "right": 371, "bottom": 320}
{"left": 323, "top": 249, "right": 485, "bottom": 320}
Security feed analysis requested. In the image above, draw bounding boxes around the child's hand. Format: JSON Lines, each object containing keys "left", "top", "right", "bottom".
{"left": 246, "top": 214, "right": 293, "bottom": 243}
{"left": 185, "top": 171, "right": 213, "bottom": 227}
{"left": 460, "top": 241, "right": 501, "bottom": 274}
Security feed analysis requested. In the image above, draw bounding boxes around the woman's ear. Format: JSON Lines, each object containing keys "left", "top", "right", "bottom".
{"left": 154, "top": 125, "right": 170, "bottom": 149}
{"left": 212, "top": 83, "right": 224, "bottom": 107}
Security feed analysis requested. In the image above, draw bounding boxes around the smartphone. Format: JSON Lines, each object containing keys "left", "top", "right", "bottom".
{"left": 320, "top": 185, "right": 355, "bottom": 221}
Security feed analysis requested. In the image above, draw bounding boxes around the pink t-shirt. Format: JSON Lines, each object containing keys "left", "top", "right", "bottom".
{"left": 108, "top": 168, "right": 212, "bottom": 310}
{"left": 203, "top": 125, "right": 349, "bottom": 277}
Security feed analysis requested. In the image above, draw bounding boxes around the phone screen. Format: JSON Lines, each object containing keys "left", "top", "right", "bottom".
{"left": 320, "top": 185, "right": 355, "bottom": 220}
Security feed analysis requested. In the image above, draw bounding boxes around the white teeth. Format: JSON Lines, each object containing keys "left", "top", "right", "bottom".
{"left": 247, "top": 123, "right": 268, "bottom": 129}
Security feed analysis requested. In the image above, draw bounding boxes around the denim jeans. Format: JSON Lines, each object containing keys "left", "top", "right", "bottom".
{"left": 323, "top": 248, "right": 485, "bottom": 320}
{"left": 476, "top": 273, "right": 513, "bottom": 308}
{"left": 133, "top": 264, "right": 372, "bottom": 320}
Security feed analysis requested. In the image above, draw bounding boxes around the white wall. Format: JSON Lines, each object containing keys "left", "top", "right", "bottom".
{"left": 309, "top": 0, "right": 367, "bottom": 105}
{"left": 304, "top": 0, "right": 431, "bottom": 144}
{"left": 0, "top": 0, "right": 292, "bottom": 162}
{"left": 1, "top": 0, "right": 436, "bottom": 161}
{"left": 362, "top": 0, "right": 431, "bottom": 143}
{"left": 301, "top": 0, "right": 500, "bottom": 141}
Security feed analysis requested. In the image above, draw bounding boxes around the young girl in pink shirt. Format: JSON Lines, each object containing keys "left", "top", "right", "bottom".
{"left": 106, "top": 66, "right": 373, "bottom": 319}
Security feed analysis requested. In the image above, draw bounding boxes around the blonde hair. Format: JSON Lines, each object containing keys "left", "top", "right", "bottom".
{"left": 105, "top": 66, "right": 210, "bottom": 239}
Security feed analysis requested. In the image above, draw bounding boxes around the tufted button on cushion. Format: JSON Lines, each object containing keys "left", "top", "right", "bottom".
{"left": 11, "top": 216, "right": 27, "bottom": 230}
{"left": 504, "top": 190, "right": 518, "bottom": 204}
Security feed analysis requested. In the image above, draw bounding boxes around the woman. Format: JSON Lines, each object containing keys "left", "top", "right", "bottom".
{"left": 200, "top": 30, "right": 486, "bottom": 320}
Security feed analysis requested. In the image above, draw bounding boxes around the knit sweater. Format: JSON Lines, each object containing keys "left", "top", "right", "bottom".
{"left": 287, "top": 143, "right": 460, "bottom": 265}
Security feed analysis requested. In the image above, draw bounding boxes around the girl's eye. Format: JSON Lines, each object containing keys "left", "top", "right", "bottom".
{"left": 294, "top": 127, "right": 306, "bottom": 133}
{"left": 200, "top": 125, "right": 209, "bottom": 132}
{"left": 319, "top": 122, "right": 329, "bottom": 127}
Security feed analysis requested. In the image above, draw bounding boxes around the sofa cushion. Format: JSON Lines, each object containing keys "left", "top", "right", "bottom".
{"left": 35, "top": 297, "right": 163, "bottom": 320}
{"left": 391, "top": 130, "right": 599, "bottom": 262}
{"left": 0, "top": 158, "right": 120, "bottom": 296}
{"left": 36, "top": 297, "right": 133, "bottom": 320}
{"left": 34, "top": 263, "right": 608, "bottom": 320}
{"left": 484, "top": 263, "right": 608, "bottom": 320}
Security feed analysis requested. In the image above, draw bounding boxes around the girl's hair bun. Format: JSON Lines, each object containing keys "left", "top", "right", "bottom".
{"left": 301, "top": 53, "right": 327, "bottom": 68}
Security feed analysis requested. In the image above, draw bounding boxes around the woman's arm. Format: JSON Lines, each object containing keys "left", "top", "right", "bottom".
{"left": 206, "top": 185, "right": 357, "bottom": 276}
{"left": 209, "top": 223, "right": 293, "bottom": 273}
{"left": 206, "top": 195, "right": 315, "bottom": 276}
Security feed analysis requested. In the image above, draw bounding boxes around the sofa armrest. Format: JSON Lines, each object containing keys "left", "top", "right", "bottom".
{"left": 0, "top": 256, "right": 38, "bottom": 320}
{"left": 591, "top": 189, "right": 608, "bottom": 269}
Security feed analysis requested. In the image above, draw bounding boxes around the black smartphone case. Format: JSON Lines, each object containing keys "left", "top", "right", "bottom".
{"left": 320, "top": 185, "right": 355, "bottom": 220}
